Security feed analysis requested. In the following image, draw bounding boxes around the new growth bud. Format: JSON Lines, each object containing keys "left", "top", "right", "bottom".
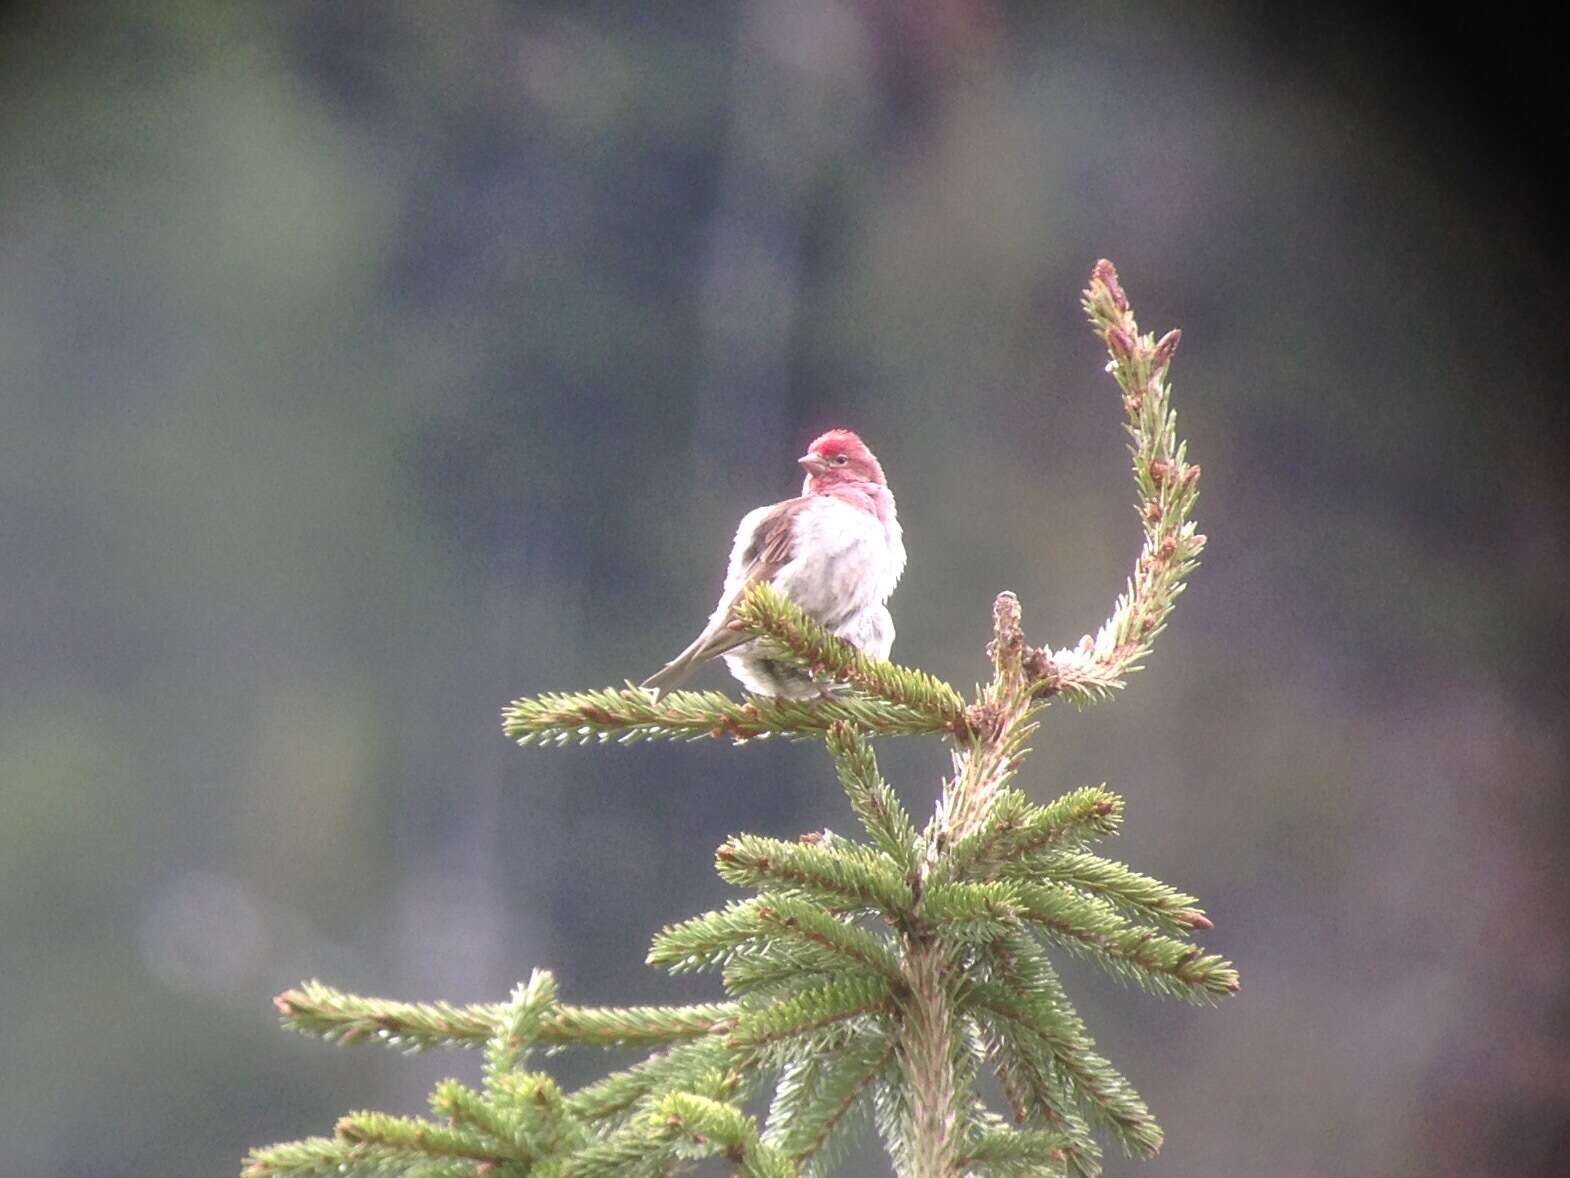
{"left": 991, "top": 591, "right": 1025, "bottom": 668}
{"left": 1152, "top": 328, "right": 1181, "bottom": 368}
{"left": 1092, "top": 258, "right": 1128, "bottom": 312}
{"left": 1106, "top": 325, "right": 1137, "bottom": 361}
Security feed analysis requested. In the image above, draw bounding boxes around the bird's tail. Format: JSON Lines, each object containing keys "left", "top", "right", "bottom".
{"left": 639, "top": 657, "right": 698, "bottom": 698}
{"left": 639, "top": 627, "right": 750, "bottom": 699}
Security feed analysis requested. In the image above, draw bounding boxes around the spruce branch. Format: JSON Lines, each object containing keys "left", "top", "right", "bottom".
{"left": 566, "top": 1109, "right": 695, "bottom": 1178}
{"left": 502, "top": 594, "right": 968, "bottom": 751}
{"left": 242, "top": 1136, "right": 456, "bottom": 1178}
{"left": 487, "top": 968, "right": 557, "bottom": 1077}
{"left": 764, "top": 1038, "right": 896, "bottom": 1172}
{"left": 494, "top": 1071, "right": 586, "bottom": 1161}
{"left": 826, "top": 721, "right": 922, "bottom": 871}
{"left": 541, "top": 1000, "right": 746, "bottom": 1048}
{"left": 431, "top": 1079, "right": 531, "bottom": 1158}
{"left": 722, "top": 946, "right": 841, "bottom": 998}
{"left": 937, "top": 786, "right": 1122, "bottom": 886}
{"left": 982, "top": 1027, "right": 1102, "bottom": 1178}
{"left": 274, "top": 981, "right": 505, "bottom": 1052}
{"left": 1008, "top": 883, "right": 1238, "bottom": 1003}
{"left": 918, "top": 879, "right": 1026, "bottom": 942}
{"left": 752, "top": 897, "right": 903, "bottom": 984}
{"left": 726, "top": 975, "right": 894, "bottom": 1049}
{"left": 979, "top": 932, "right": 1163, "bottom": 1159}
{"left": 564, "top": 1037, "right": 738, "bottom": 1125}
{"left": 333, "top": 1112, "right": 518, "bottom": 1165}
{"left": 714, "top": 833, "right": 914, "bottom": 915}
{"left": 733, "top": 583, "right": 970, "bottom": 724}
{"left": 1016, "top": 850, "right": 1211, "bottom": 935}
{"left": 919, "top": 876, "right": 1236, "bottom": 1004}
{"left": 955, "top": 1125, "right": 1070, "bottom": 1176}
{"left": 1026, "top": 260, "right": 1205, "bottom": 705}
{"left": 649, "top": 895, "right": 901, "bottom": 984}
{"left": 504, "top": 684, "right": 952, "bottom": 747}
{"left": 248, "top": 262, "right": 1236, "bottom": 1178}
{"left": 572, "top": 1074, "right": 792, "bottom": 1177}
{"left": 971, "top": 984, "right": 1160, "bottom": 1158}
{"left": 651, "top": 1091, "right": 798, "bottom": 1178}
{"left": 275, "top": 980, "right": 742, "bottom": 1051}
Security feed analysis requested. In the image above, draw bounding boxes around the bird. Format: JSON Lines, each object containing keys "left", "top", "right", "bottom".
{"left": 640, "top": 429, "right": 905, "bottom": 699}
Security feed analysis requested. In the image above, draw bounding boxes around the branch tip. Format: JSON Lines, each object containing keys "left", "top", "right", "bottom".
{"left": 1153, "top": 327, "right": 1182, "bottom": 366}
{"left": 1091, "top": 258, "right": 1127, "bottom": 310}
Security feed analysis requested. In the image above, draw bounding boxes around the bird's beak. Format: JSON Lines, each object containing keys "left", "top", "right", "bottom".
{"left": 798, "top": 453, "right": 829, "bottom": 475}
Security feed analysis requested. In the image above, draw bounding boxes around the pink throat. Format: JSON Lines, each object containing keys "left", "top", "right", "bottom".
{"left": 811, "top": 479, "right": 896, "bottom": 526}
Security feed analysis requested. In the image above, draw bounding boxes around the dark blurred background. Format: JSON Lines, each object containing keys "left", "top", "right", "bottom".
{"left": 4, "top": 3, "right": 1566, "bottom": 1175}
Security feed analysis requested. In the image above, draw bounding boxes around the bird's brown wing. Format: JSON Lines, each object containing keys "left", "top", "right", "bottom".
{"left": 639, "top": 500, "right": 801, "bottom": 695}
{"left": 732, "top": 498, "right": 800, "bottom": 589}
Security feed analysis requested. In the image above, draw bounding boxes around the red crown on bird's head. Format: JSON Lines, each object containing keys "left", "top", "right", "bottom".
{"left": 804, "top": 429, "right": 886, "bottom": 486}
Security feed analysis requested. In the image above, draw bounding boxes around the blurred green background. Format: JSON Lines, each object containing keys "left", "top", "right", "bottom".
{"left": 4, "top": 3, "right": 1566, "bottom": 1175}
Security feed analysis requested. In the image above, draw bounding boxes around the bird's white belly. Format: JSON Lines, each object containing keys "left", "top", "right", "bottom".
{"left": 715, "top": 493, "right": 904, "bottom": 697}
{"left": 770, "top": 499, "right": 899, "bottom": 629}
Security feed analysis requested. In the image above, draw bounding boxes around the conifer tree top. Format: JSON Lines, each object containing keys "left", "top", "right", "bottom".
{"left": 248, "top": 262, "right": 1234, "bottom": 1178}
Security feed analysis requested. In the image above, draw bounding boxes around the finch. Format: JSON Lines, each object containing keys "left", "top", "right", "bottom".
{"left": 640, "top": 429, "right": 905, "bottom": 699}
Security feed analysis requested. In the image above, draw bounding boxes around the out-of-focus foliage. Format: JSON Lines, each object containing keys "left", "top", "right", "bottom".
{"left": 2, "top": 3, "right": 1565, "bottom": 1176}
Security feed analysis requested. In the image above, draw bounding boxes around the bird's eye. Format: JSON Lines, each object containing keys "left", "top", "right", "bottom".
{"left": 832, "top": 454, "right": 849, "bottom": 465}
